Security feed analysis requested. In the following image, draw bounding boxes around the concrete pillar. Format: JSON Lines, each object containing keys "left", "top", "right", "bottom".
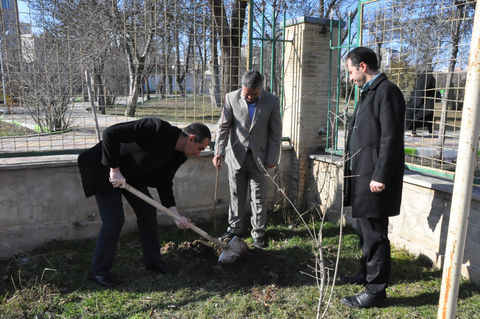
{"left": 282, "top": 16, "right": 340, "bottom": 206}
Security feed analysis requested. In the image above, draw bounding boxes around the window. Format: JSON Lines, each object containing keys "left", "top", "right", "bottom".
{"left": 1, "top": 0, "right": 10, "bottom": 10}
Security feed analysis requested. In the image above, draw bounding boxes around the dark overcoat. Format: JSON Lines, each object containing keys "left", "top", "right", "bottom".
{"left": 405, "top": 73, "right": 440, "bottom": 130}
{"left": 77, "top": 118, "right": 186, "bottom": 208}
{"left": 344, "top": 73, "right": 406, "bottom": 218}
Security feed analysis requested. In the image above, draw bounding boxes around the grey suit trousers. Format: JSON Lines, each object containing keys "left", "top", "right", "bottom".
{"left": 227, "top": 151, "right": 267, "bottom": 239}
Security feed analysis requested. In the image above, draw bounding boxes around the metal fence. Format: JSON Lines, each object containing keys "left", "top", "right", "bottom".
{"left": 327, "top": 0, "right": 477, "bottom": 180}
{"left": 0, "top": 0, "right": 256, "bottom": 156}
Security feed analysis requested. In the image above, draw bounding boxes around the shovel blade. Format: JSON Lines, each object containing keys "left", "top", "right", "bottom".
{"left": 218, "top": 235, "right": 248, "bottom": 264}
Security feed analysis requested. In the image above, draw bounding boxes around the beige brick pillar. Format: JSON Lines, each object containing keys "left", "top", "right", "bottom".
{"left": 282, "top": 17, "right": 340, "bottom": 207}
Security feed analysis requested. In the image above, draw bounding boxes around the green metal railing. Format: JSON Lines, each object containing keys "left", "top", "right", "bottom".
{"left": 325, "top": 16, "right": 356, "bottom": 155}
{"left": 325, "top": 0, "right": 479, "bottom": 184}
{"left": 247, "top": 0, "right": 290, "bottom": 117}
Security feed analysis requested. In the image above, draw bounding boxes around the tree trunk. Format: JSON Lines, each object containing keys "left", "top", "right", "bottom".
{"left": 126, "top": 73, "right": 142, "bottom": 116}
{"left": 158, "top": 73, "right": 166, "bottom": 97}
{"left": 168, "top": 74, "right": 173, "bottom": 94}
{"left": 319, "top": 0, "right": 325, "bottom": 18}
{"left": 144, "top": 75, "right": 151, "bottom": 100}
{"left": 209, "top": 0, "right": 247, "bottom": 96}
{"left": 437, "top": 1, "right": 464, "bottom": 160}
{"left": 210, "top": 28, "right": 221, "bottom": 108}
{"left": 93, "top": 61, "right": 106, "bottom": 114}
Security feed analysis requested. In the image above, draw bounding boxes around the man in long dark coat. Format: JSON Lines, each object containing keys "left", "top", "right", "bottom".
{"left": 342, "top": 47, "right": 405, "bottom": 308}
{"left": 78, "top": 118, "right": 211, "bottom": 287}
{"left": 405, "top": 72, "right": 441, "bottom": 135}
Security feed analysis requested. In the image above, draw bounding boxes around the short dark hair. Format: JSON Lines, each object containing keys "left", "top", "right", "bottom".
{"left": 182, "top": 123, "right": 211, "bottom": 143}
{"left": 242, "top": 69, "right": 263, "bottom": 90}
{"left": 346, "top": 47, "right": 379, "bottom": 71}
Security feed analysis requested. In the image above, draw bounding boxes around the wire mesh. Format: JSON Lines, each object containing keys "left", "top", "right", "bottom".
{"left": 0, "top": 0, "right": 250, "bottom": 155}
{"left": 327, "top": 0, "right": 477, "bottom": 179}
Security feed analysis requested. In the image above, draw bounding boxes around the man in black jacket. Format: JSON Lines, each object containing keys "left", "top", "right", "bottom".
{"left": 341, "top": 47, "right": 405, "bottom": 308}
{"left": 78, "top": 118, "right": 211, "bottom": 287}
{"left": 405, "top": 72, "right": 441, "bottom": 135}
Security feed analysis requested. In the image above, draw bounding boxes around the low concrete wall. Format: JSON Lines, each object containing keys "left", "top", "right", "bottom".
{"left": 308, "top": 154, "right": 480, "bottom": 286}
{"left": 0, "top": 147, "right": 293, "bottom": 258}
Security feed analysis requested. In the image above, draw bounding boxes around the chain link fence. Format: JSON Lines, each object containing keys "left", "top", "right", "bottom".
{"left": 0, "top": 0, "right": 252, "bottom": 155}
{"left": 327, "top": 0, "right": 477, "bottom": 180}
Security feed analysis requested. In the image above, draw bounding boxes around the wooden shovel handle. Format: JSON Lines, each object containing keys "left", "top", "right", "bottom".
{"left": 123, "top": 183, "right": 227, "bottom": 249}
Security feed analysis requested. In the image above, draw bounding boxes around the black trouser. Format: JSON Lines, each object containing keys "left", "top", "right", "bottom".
{"left": 358, "top": 217, "right": 391, "bottom": 295}
{"left": 91, "top": 186, "right": 161, "bottom": 276}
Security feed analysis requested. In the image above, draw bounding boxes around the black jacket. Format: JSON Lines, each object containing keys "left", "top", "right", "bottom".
{"left": 344, "top": 73, "right": 406, "bottom": 218}
{"left": 405, "top": 73, "right": 441, "bottom": 128}
{"left": 77, "top": 118, "right": 186, "bottom": 208}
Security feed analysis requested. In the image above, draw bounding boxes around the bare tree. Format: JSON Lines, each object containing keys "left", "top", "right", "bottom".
{"left": 208, "top": 0, "right": 248, "bottom": 96}
{"left": 15, "top": 33, "right": 76, "bottom": 132}
{"left": 437, "top": 0, "right": 474, "bottom": 151}
{"left": 102, "top": 0, "right": 159, "bottom": 117}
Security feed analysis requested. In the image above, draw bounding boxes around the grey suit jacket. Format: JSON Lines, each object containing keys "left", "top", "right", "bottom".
{"left": 215, "top": 88, "right": 282, "bottom": 171}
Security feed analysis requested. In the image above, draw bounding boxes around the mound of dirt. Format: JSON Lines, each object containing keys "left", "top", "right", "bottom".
{"left": 162, "top": 240, "right": 295, "bottom": 287}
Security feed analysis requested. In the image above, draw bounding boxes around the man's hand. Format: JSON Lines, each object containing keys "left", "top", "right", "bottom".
{"left": 212, "top": 155, "right": 223, "bottom": 169}
{"left": 370, "top": 180, "right": 385, "bottom": 193}
{"left": 169, "top": 206, "right": 191, "bottom": 229}
{"left": 109, "top": 167, "right": 126, "bottom": 188}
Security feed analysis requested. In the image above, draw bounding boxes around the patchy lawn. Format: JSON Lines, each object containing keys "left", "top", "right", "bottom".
{"left": 1, "top": 213, "right": 479, "bottom": 318}
{"left": 0, "top": 120, "right": 35, "bottom": 137}
{"left": 104, "top": 95, "right": 222, "bottom": 124}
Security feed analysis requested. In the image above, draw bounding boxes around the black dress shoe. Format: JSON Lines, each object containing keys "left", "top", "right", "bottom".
{"left": 340, "top": 273, "right": 367, "bottom": 285}
{"left": 88, "top": 271, "right": 117, "bottom": 287}
{"left": 342, "top": 290, "right": 386, "bottom": 308}
{"left": 146, "top": 260, "right": 178, "bottom": 275}
{"left": 253, "top": 236, "right": 267, "bottom": 249}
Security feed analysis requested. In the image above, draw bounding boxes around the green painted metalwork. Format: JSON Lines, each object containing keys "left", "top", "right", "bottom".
{"left": 326, "top": 14, "right": 355, "bottom": 153}
{"left": 260, "top": 4, "right": 265, "bottom": 73}
{"left": 270, "top": 3, "right": 277, "bottom": 95}
{"left": 326, "top": 18, "right": 334, "bottom": 151}
{"left": 280, "top": 11, "right": 286, "bottom": 118}
{"left": 325, "top": 0, "right": 470, "bottom": 184}
{"left": 334, "top": 19, "right": 342, "bottom": 150}
{"left": 405, "top": 163, "right": 455, "bottom": 180}
{"left": 247, "top": 0, "right": 254, "bottom": 70}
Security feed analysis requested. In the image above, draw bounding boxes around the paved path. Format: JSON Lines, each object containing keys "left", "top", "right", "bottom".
{"left": 0, "top": 102, "right": 218, "bottom": 154}
{"left": 0, "top": 102, "right": 475, "bottom": 166}
{"left": 330, "top": 128, "right": 469, "bottom": 163}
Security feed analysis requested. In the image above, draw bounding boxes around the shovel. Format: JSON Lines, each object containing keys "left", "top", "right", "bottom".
{"left": 123, "top": 183, "right": 247, "bottom": 263}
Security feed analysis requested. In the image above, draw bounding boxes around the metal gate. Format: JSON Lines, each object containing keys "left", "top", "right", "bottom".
{"left": 326, "top": 0, "right": 478, "bottom": 181}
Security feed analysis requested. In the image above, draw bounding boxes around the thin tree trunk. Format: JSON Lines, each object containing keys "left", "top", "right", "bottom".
{"left": 437, "top": 1, "right": 464, "bottom": 160}
{"left": 93, "top": 60, "right": 106, "bottom": 114}
{"left": 210, "top": 28, "right": 221, "bottom": 108}
{"left": 144, "top": 75, "right": 151, "bottom": 100}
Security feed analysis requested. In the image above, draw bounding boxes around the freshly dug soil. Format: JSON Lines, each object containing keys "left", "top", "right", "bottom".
{"left": 161, "top": 240, "right": 294, "bottom": 287}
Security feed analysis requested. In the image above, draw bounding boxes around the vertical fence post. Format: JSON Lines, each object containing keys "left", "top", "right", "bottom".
{"left": 270, "top": 2, "right": 276, "bottom": 94}
{"left": 260, "top": 4, "right": 265, "bottom": 74}
{"left": 85, "top": 70, "right": 101, "bottom": 143}
{"left": 437, "top": 1, "right": 480, "bottom": 318}
{"left": 247, "top": 0, "right": 253, "bottom": 70}
{"left": 279, "top": 11, "right": 285, "bottom": 117}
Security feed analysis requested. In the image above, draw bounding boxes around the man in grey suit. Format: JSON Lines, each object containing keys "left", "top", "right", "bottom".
{"left": 212, "top": 70, "right": 282, "bottom": 249}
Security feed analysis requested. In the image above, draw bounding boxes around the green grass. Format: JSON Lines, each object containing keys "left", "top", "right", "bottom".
{"left": 1, "top": 213, "right": 479, "bottom": 319}
{"left": 405, "top": 147, "right": 418, "bottom": 156}
{"left": 0, "top": 120, "right": 36, "bottom": 137}
{"left": 104, "top": 95, "right": 222, "bottom": 124}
